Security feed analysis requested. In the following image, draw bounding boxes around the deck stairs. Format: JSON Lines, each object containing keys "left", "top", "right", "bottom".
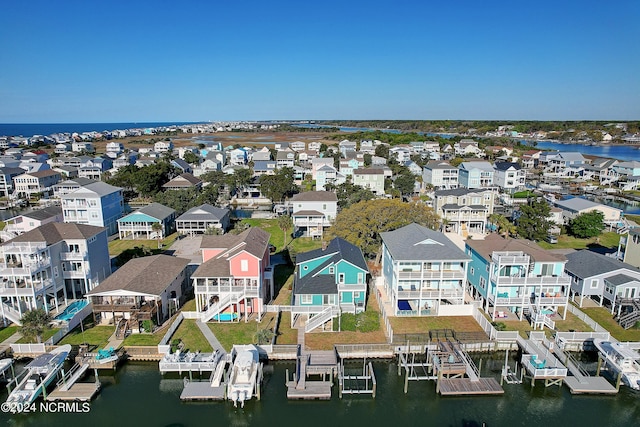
{"left": 0, "top": 301, "right": 22, "bottom": 325}
{"left": 200, "top": 292, "right": 243, "bottom": 322}
{"left": 617, "top": 300, "right": 640, "bottom": 329}
{"left": 210, "top": 354, "right": 229, "bottom": 388}
{"left": 57, "top": 359, "right": 90, "bottom": 391}
{"left": 115, "top": 318, "right": 129, "bottom": 339}
{"left": 305, "top": 306, "right": 340, "bottom": 333}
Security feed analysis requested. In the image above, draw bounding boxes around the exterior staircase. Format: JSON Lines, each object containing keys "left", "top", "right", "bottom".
{"left": 304, "top": 306, "right": 340, "bottom": 333}
{"left": 0, "top": 301, "right": 22, "bottom": 325}
{"left": 617, "top": 300, "right": 640, "bottom": 329}
{"left": 200, "top": 292, "right": 243, "bottom": 322}
{"left": 57, "top": 360, "right": 90, "bottom": 391}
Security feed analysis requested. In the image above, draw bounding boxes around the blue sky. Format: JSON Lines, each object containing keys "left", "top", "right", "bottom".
{"left": 1, "top": 0, "right": 638, "bottom": 122}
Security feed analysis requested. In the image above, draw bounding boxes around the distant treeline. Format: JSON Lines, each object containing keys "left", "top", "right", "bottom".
{"left": 317, "top": 120, "right": 640, "bottom": 135}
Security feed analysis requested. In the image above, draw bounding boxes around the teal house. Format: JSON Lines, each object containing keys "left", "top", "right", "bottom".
{"left": 117, "top": 202, "right": 176, "bottom": 240}
{"left": 293, "top": 238, "right": 369, "bottom": 331}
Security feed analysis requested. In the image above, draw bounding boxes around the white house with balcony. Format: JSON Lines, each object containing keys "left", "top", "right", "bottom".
{"left": 466, "top": 234, "right": 570, "bottom": 326}
{"left": 423, "top": 161, "right": 458, "bottom": 189}
{"left": 0, "top": 223, "right": 111, "bottom": 325}
{"left": 434, "top": 188, "right": 496, "bottom": 236}
{"left": 291, "top": 191, "right": 337, "bottom": 238}
{"left": 61, "top": 182, "right": 124, "bottom": 236}
{"left": 493, "top": 162, "right": 526, "bottom": 192}
{"left": 380, "top": 223, "right": 470, "bottom": 316}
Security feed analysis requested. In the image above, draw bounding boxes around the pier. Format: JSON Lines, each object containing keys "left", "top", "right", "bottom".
{"left": 46, "top": 358, "right": 101, "bottom": 402}
{"left": 178, "top": 353, "right": 231, "bottom": 401}
{"left": 286, "top": 346, "right": 335, "bottom": 400}
{"left": 517, "top": 333, "right": 567, "bottom": 388}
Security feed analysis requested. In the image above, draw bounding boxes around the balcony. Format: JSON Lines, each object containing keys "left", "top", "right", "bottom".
{"left": 397, "top": 268, "right": 465, "bottom": 280}
{"left": 60, "top": 251, "right": 88, "bottom": 261}
{"left": 194, "top": 284, "right": 260, "bottom": 298}
{"left": 292, "top": 218, "right": 331, "bottom": 227}
{"left": 0, "top": 258, "right": 51, "bottom": 276}
{"left": 63, "top": 269, "right": 88, "bottom": 279}
{"left": 396, "top": 288, "right": 464, "bottom": 300}
{"left": 492, "top": 252, "right": 529, "bottom": 265}
{"left": 490, "top": 273, "right": 571, "bottom": 286}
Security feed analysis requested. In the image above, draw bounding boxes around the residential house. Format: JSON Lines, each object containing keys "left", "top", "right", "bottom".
{"left": 581, "top": 158, "right": 619, "bottom": 185}
{"left": 565, "top": 250, "right": 640, "bottom": 314}
{"left": 521, "top": 150, "right": 542, "bottom": 169}
{"left": 298, "top": 150, "right": 318, "bottom": 165}
{"left": 0, "top": 223, "right": 111, "bottom": 324}
{"left": 338, "top": 140, "right": 357, "bottom": 157}
{"left": 404, "top": 160, "right": 423, "bottom": 176}
{"left": 371, "top": 156, "right": 387, "bottom": 167}
{"left": 493, "top": 162, "right": 526, "bottom": 192}
{"left": 78, "top": 157, "right": 112, "bottom": 181}
{"left": 339, "top": 158, "right": 361, "bottom": 177}
{"left": 162, "top": 172, "right": 203, "bottom": 191}
{"left": 251, "top": 147, "right": 272, "bottom": 162}
{"left": 389, "top": 146, "right": 411, "bottom": 163}
{"left": 458, "top": 161, "right": 495, "bottom": 189}
{"left": 14, "top": 169, "right": 61, "bottom": 199}
{"left": 292, "top": 238, "right": 369, "bottom": 331}
{"left": 434, "top": 188, "right": 496, "bottom": 235}
{"left": 154, "top": 140, "right": 174, "bottom": 153}
{"left": 229, "top": 148, "right": 248, "bottom": 166}
{"left": 105, "top": 142, "right": 124, "bottom": 158}
{"left": 87, "top": 255, "right": 190, "bottom": 329}
{"left": 613, "top": 161, "right": 640, "bottom": 178}
{"left": 380, "top": 223, "right": 470, "bottom": 316}
{"left": 554, "top": 198, "right": 622, "bottom": 225}
{"left": 0, "top": 167, "right": 25, "bottom": 198}
{"left": 422, "top": 160, "right": 458, "bottom": 189}
{"left": 53, "top": 165, "right": 79, "bottom": 179}
{"left": 454, "top": 139, "right": 483, "bottom": 157}
{"left": 22, "top": 150, "right": 49, "bottom": 164}
{"left": 61, "top": 182, "right": 124, "bottom": 235}
{"left": 484, "top": 146, "right": 513, "bottom": 158}
{"left": 466, "top": 234, "right": 570, "bottom": 322}
{"left": 3, "top": 206, "right": 63, "bottom": 237}
{"left": 353, "top": 168, "right": 385, "bottom": 195}
{"left": 175, "top": 204, "right": 231, "bottom": 235}
{"left": 253, "top": 160, "right": 277, "bottom": 176}
{"left": 291, "top": 191, "right": 338, "bottom": 238}
{"left": 54, "top": 143, "right": 72, "bottom": 155}
{"left": 546, "top": 152, "right": 587, "bottom": 175}
{"left": 192, "top": 227, "right": 273, "bottom": 321}
{"left": 308, "top": 141, "right": 322, "bottom": 152}
{"left": 315, "top": 165, "right": 346, "bottom": 191}
{"left": 621, "top": 228, "right": 640, "bottom": 269}
{"left": 72, "top": 142, "right": 95, "bottom": 154}
{"left": 290, "top": 141, "right": 306, "bottom": 152}
{"left": 276, "top": 150, "right": 296, "bottom": 169}
{"left": 117, "top": 202, "right": 176, "bottom": 240}
{"left": 53, "top": 178, "right": 96, "bottom": 198}
{"left": 171, "top": 158, "right": 193, "bottom": 174}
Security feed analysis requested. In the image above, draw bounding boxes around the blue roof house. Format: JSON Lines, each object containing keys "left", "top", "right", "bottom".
{"left": 293, "top": 238, "right": 369, "bottom": 332}
{"left": 117, "top": 202, "right": 176, "bottom": 240}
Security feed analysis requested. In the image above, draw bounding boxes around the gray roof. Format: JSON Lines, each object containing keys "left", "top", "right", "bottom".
{"left": 554, "top": 197, "right": 620, "bottom": 213}
{"left": 176, "top": 204, "right": 230, "bottom": 221}
{"left": 63, "top": 181, "right": 121, "bottom": 197}
{"left": 87, "top": 255, "right": 190, "bottom": 297}
{"left": 605, "top": 274, "right": 638, "bottom": 286}
{"left": 291, "top": 191, "right": 337, "bottom": 202}
{"left": 557, "top": 152, "right": 586, "bottom": 162}
{"left": 0, "top": 167, "right": 27, "bottom": 176}
{"left": 434, "top": 188, "right": 491, "bottom": 197}
{"left": 2, "top": 222, "right": 105, "bottom": 246}
{"left": 381, "top": 223, "right": 470, "bottom": 262}
{"left": 136, "top": 202, "right": 175, "bottom": 220}
{"left": 565, "top": 250, "right": 640, "bottom": 279}
{"left": 425, "top": 161, "right": 455, "bottom": 170}
{"left": 466, "top": 234, "right": 566, "bottom": 263}
{"left": 55, "top": 178, "right": 96, "bottom": 187}
{"left": 494, "top": 162, "right": 521, "bottom": 171}
{"left": 459, "top": 161, "right": 494, "bottom": 172}
{"left": 21, "top": 206, "right": 62, "bottom": 221}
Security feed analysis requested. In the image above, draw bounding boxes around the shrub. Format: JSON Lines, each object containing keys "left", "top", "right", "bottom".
{"left": 492, "top": 322, "right": 507, "bottom": 331}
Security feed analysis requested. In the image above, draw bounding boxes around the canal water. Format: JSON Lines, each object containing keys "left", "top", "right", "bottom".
{"left": 528, "top": 141, "right": 640, "bottom": 162}
{"left": 1, "top": 359, "right": 638, "bottom": 427}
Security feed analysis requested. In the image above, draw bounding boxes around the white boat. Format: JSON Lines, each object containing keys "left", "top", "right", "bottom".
{"left": 227, "top": 345, "right": 260, "bottom": 408}
{"left": 593, "top": 339, "right": 640, "bottom": 390}
{"left": 6, "top": 344, "right": 71, "bottom": 404}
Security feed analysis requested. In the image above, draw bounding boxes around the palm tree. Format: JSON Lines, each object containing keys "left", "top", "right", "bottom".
{"left": 151, "top": 222, "right": 163, "bottom": 249}
{"left": 277, "top": 214, "right": 293, "bottom": 248}
{"left": 19, "top": 308, "right": 52, "bottom": 343}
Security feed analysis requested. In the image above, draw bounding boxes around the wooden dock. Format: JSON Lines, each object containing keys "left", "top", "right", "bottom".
{"left": 438, "top": 378, "right": 504, "bottom": 396}
{"left": 180, "top": 381, "right": 226, "bottom": 401}
{"left": 286, "top": 380, "right": 332, "bottom": 400}
{"left": 46, "top": 382, "right": 101, "bottom": 401}
{"left": 286, "top": 347, "right": 336, "bottom": 400}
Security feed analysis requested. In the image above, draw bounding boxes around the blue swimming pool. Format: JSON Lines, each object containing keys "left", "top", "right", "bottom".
{"left": 212, "top": 313, "right": 238, "bottom": 322}
{"left": 55, "top": 300, "right": 88, "bottom": 321}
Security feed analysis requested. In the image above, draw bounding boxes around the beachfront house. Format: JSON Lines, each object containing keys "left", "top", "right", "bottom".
{"left": 61, "top": 182, "right": 124, "bottom": 236}
{"left": 433, "top": 188, "right": 496, "bottom": 236}
{"left": 380, "top": 223, "right": 470, "bottom": 316}
{"left": 87, "top": 255, "right": 190, "bottom": 332}
{"left": 291, "top": 191, "right": 338, "bottom": 238}
{"left": 175, "top": 204, "right": 231, "bottom": 235}
{"left": 565, "top": 250, "right": 640, "bottom": 314}
{"left": 458, "top": 161, "right": 495, "bottom": 189}
{"left": 192, "top": 227, "right": 273, "bottom": 322}
{"left": 292, "top": 238, "right": 369, "bottom": 331}
{"left": 465, "top": 234, "right": 570, "bottom": 324}
{"left": 117, "top": 202, "right": 176, "bottom": 240}
{"left": 0, "top": 223, "right": 111, "bottom": 325}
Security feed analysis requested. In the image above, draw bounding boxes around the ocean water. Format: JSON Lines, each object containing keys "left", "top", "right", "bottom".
{"left": 0, "top": 122, "right": 203, "bottom": 137}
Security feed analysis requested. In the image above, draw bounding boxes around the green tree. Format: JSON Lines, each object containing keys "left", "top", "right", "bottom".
{"left": 516, "top": 198, "right": 551, "bottom": 241}
{"left": 277, "top": 214, "right": 293, "bottom": 247}
{"left": 363, "top": 153, "right": 372, "bottom": 167}
{"left": 570, "top": 211, "right": 605, "bottom": 238}
{"left": 328, "top": 199, "right": 440, "bottom": 258}
{"left": 254, "top": 328, "right": 275, "bottom": 345}
{"left": 374, "top": 144, "right": 389, "bottom": 158}
{"left": 19, "top": 308, "right": 52, "bottom": 343}
{"left": 394, "top": 173, "right": 416, "bottom": 197}
{"left": 326, "top": 181, "right": 376, "bottom": 209}
{"left": 183, "top": 151, "right": 201, "bottom": 165}
{"left": 258, "top": 167, "right": 298, "bottom": 202}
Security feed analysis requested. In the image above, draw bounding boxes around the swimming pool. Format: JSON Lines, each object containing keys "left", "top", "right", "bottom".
{"left": 212, "top": 313, "right": 238, "bottom": 322}
{"left": 55, "top": 300, "right": 88, "bottom": 321}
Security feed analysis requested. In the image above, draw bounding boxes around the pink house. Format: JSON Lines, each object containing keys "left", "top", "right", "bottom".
{"left": 192, "top": 227, "right": 273, "bottom": 322}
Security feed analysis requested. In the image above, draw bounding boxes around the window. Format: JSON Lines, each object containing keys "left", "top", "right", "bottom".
{"left": 303, "top": 266, "right": 308, "bottom": 271}
{"left": 357, "top": 273, "right": 364, "bottom": 284}
{"left": 329, "top": 266, "right": 334, "bottom": 274}
{"left": 300, "top": 295, "right": 312, "bottom": 304}
{"left": 541, "top": 264, "right": 554, "bottom": 276}
{"left": 479, "top": 277, "right": 486, "bottom": 289}
{"left": 241, "top": 259, "right": 249, "bottom": 272}
{"left": 323, "top": 204, "right": 327, "bottom": 210}
{"left": 470, "top": 267, "right": 475, "bottom": 275}
{"left": 338, "top": 273, "right": 345, "bottom": 284}
{"left": 590, "top": 279, "right": 598, "bottom": 289}
{"left": 486, "top": 264, "right": 489, "bottom": 272}
{"left": 354, "top": 292, "right": 360, "bottom": 298}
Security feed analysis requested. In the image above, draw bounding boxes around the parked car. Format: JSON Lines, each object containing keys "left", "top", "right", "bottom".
{"left": 545, "top": 235, "right": 558, "bottom": 244}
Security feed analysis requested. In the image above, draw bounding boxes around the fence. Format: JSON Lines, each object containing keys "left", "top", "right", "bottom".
{"left": 371, "top": 279, "right": 394, "bottom": 343}
{"left": 157, "top": 313, "right": 185, "bottom": 354}
{"left": 11, "top": 343, "right": 46, "bottom": 354}
{"left": 566, "top": 304, "right": 609, "bottom": 333}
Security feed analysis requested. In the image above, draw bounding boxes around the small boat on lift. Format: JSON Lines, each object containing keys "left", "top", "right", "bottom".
{"left": 227, "top": 345, "right": 259, "bottom": 408}
{"left": 593, "top": 339, "right": 640, "bottom": 390}
{"left": 6, "top": 344, "right": 71, "bottom": 404}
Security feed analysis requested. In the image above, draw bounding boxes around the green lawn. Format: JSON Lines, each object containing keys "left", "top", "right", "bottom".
{"left": 122, "top": 331, "right": 165, "bottom": 347}
{"left": 108, "top": 232, "right": 179, "bottom": 257}
{"left": 240, "top": 219, "right": 285, "bottom": 250}
{"left": 274, "top": 312, "right": 297, "bottom": 345}
{"left": 0, "top": 221, "right": 5, "bottom": 231}
{"left": 16, "top": 328, "right": 60, "bottom": 344}
{"left": 538, "top": 231, "right": 620, "bottom": 250}
{"left": 625, "top": 214, "right": 640, "bottom": 224}
{"left": 582, "top": 306, "right": 640, "bottom": 342}
{"left": 58, "top": 325, "right": 114, "bottom": 349}
{"left": 0, "top": 326, "right": 18, "bottom": 343}
{"left": 274, "top": 264, "right": 294, "bottom": 300}
{"left": 207, "top": 321, "right": 259, "bottom": 352}
{"left": 181, "top": 299, "right": 197, "bottom": 311}
{"left": 173, "top": 319, "right": 212, "bottom": 352}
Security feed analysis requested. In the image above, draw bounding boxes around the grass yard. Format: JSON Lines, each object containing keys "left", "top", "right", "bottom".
{"left": 389, "top": 315, "right": 484, "bottom": 335}
{"left": 0, "top": 221, "right": 5, "bottom": 231}
{"left": 274, "top": 264, "right": 294, "bottom": 303}
{"left": 625, "top": 214, "right": 640, "bottom": 224}
{"left": 240, "top": 219, "right": 285, "bottom": 250}
{"left": 274, "top": 312, "right": 297, "bottom": 345}
{"left": 122, "top": 330, "right": 165, "bottom": 347}
{"left": 171, "top": 319, "right": 212, "bottom": 352}
{"left": 108, "top": 232, "right": 179, "bottom": 257}
{"left": 58, "top": 325, "right": 114, "bottom": 349}
{"left": 288, "top": 237, "right": 324, "bottom": 257}
{"left": 16, "top": 328, "right": 60, "bottom": 344}
{"left": 537, "top": 231, "right": 620, "bottom": 250}
{"left": 181, "top": 299, "right": 197, "bottom": 312}
{"left": 0, "top": 326, "right": 18, "bottom": 343}
{"left": 582, "top": 306, "right": 640, "bottom": 342}
{"left": 207, "top": 320, "right": 259, "bottom": 352}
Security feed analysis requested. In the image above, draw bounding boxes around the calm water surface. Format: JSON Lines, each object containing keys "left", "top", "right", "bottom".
{"left": 1, "top": 359, "right": 638, "bottom": 427}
